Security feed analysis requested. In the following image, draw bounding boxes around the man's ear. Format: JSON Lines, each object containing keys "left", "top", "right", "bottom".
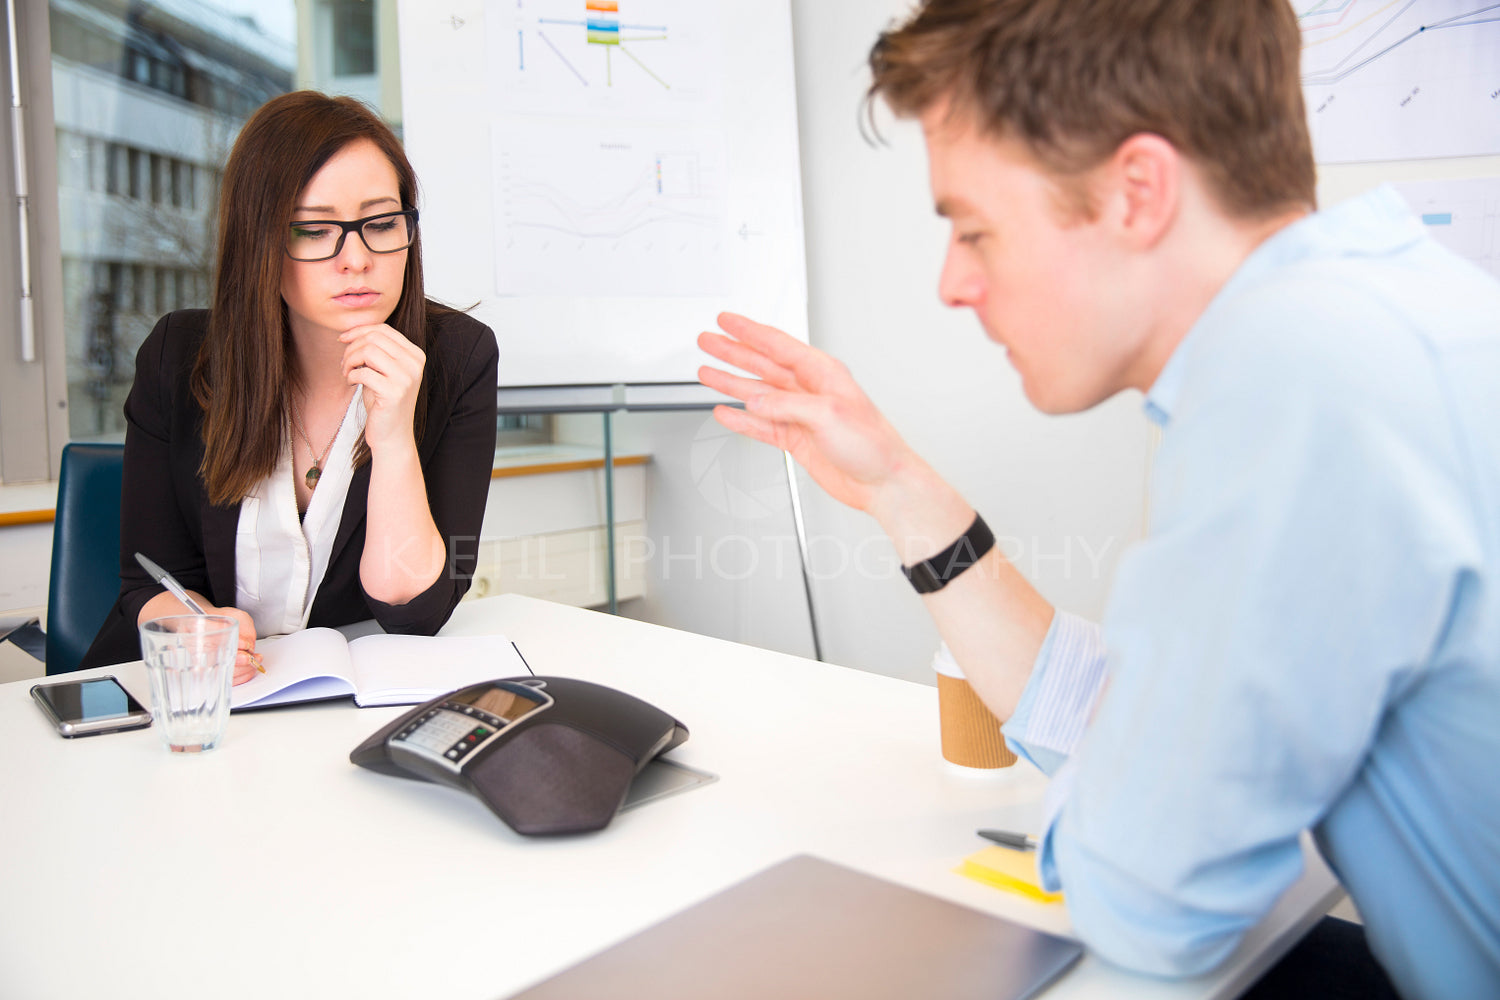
{"left": 1104, "top": 133, "right": 1179, "bottom": 250}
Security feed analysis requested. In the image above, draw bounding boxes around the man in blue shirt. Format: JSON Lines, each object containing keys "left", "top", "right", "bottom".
{"left": 697, "top": 1, "right": 1500, "bottom": 997}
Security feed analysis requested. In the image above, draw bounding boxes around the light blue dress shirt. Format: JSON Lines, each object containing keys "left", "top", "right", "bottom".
{"left": 1001, "top": 187, "right": 1500, "bottom": 999}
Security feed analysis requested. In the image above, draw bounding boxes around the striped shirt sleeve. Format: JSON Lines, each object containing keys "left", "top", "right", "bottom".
{"left": 1001, "top": 610, "right": 1108, "bottom": 775}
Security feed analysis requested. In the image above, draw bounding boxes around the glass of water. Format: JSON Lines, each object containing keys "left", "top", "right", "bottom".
{"left": 139, "top": 615, "right": 238, "bottom": 753}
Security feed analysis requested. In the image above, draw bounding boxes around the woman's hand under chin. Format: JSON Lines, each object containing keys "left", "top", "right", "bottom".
{"left": 339, "top": 323, "right": 426, "bottom": 455}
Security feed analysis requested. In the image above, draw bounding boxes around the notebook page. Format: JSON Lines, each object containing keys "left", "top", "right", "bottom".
{"left": 346, "top": 633, "right": 531, "bottom": 707}
{"left": 231, "top": 627, "right": 358, "bottom": 709}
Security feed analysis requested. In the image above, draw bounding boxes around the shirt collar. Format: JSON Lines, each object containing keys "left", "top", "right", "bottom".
{"left": 1141, "top": 186, "right": 1423, "bottom": 427}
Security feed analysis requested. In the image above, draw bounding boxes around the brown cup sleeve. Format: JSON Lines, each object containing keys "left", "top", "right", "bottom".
{"left": 936, "top": 673, "right": 1018, "bottom": 768}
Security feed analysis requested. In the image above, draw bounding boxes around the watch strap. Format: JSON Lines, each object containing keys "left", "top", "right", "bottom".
{"left": 901, "top": 514, "right": 995, "bottom": 594}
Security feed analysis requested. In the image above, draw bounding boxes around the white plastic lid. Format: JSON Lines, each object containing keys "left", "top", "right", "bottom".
{"left": 931, "top": 642, "right": 966, "bottom": 679}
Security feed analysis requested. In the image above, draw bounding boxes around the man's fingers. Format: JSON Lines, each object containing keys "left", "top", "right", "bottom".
{"left": 702, "top": 357, "right": 849, "bottom": 444}
{"left": 715, "top": 313, "right": 855, "bottom": 396}
{"left": 701, "top": 367, "right": 836, "bottom": 434}
{"left": 715, "top": 312, "right": 818, "bottom": 370}
{"left": 698, "top": 364, "right": 774, "bottom": 403}
{"left": 712, "top": 404, "right": 787, "bottom": 451}
{"left": 698, "top": 331, "right": 799, "bottom": 390}
{"left": 716, "top": 312, "right": 802, "bottom": 358}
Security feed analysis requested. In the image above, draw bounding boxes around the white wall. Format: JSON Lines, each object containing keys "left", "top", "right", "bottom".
{"left": 0, "top": 522, "right": 52, "bottom": 612}
{"left": 563, "top": 0, "right": 1155, "bottom": 683}
{"left": 1317, "top": 155, "right": 1500, "bottom": 207}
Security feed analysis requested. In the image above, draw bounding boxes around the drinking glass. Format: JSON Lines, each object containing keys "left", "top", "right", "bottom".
{"left": 139, "top": 615, "right": 238, "bottom": 753}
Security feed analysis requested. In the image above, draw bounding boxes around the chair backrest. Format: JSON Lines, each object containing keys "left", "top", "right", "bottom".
{"left": 45, "top": 442, "right": 125, "bottom": 674}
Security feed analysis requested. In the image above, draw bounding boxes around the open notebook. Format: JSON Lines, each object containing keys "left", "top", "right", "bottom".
{"left": 230, "top": 629, "right": 531, "bottom": 710}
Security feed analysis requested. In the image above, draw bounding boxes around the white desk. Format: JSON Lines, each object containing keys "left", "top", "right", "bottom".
{"left": 0, "top": 595, "right": 1340, "bottom": 999}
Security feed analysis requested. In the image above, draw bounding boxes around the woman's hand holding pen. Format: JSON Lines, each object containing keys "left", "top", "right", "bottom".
{"left": 208, "top": 604, "right": 262, "bottom": 685}
{"left": 339, "top": 322, "right": 426, "bottom": 456}
{"left": 136, "top": 591, "right": 263, "bottom": 685}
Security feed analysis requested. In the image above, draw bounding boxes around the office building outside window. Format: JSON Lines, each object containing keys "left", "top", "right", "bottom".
{"left": 48, "top": 0, "right": 295, "bottom": 440}
{"left": 1, "top": 0, "right": 535, "bottom": 483}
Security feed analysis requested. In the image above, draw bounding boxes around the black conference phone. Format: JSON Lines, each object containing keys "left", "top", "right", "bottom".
{"left": 350, "top": 676, "right": 688, "bottom": 836}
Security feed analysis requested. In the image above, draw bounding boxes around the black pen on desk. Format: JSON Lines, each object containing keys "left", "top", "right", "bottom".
{"left": 134, "top": 552, "right": 264, "bottom": 673}
{"left": 978, "top": 829, "right": 1039, "bottom": 852}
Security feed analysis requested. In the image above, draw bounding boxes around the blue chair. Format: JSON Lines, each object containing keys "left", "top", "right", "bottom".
{"left": 0, "top": 442, "right": 125, "bottom": 674}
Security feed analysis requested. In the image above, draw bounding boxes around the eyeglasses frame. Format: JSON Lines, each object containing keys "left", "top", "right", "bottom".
{"left": 285, "top": 208, "right": 421, "bottom": 262}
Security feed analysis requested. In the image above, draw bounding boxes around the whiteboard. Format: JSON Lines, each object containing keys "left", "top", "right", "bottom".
{"left": 396, "top": 0, "right": 809, "bottom": 401}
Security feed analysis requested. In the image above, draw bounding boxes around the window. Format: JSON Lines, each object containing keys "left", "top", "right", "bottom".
{"left": 128, "top": 147, "right": 146, "bottom": 200}
{"left": 105, "top": 142, "right": 126, "bottom": 196}
{"left": 498, "top": 413, "right": 551, "bottom": 444}
{"left": 130, "top": 264, "right": 146, "bottom": 314}
{"left": 313, "top": 0, "right": 383, "bottom": 110}
{"left": 174, "top": 160, "right": 192, "bottom": 209}
{"left": 1, "top": 1, "right": 543, "bottom": 483}
{"left": 56, "top": 129, "right": 86, "bottom": 189}
{"left": 153, "top": 268, "right": 171, "bottom": 314}
{"left": 149, "top": 152, "right": 163, "bottom": 204}
{"left": 330, "top": 1, "right": 375, "bottom": 77}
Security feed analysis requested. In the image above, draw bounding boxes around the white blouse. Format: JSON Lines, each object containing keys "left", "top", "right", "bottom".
{"left": 235, "top": 388, "right": 366, "bottom": 638}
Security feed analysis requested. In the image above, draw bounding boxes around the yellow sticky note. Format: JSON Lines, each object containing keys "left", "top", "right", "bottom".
{"left": 956, "top": 846, "right": 1064, "bottom": 904}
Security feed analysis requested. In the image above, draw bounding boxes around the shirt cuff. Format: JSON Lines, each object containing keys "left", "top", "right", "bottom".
{"left": 1001, "top": 610, "right": 1108, "bottom": 776}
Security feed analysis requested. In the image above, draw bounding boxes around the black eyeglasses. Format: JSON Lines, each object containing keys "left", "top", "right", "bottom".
{"left": 285, "top": 209, "right": 419, "bottom": 262}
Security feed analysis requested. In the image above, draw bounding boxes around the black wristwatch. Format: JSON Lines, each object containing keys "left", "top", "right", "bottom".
{"left": 901, "top": 513, "right": 995, "bottom": 594}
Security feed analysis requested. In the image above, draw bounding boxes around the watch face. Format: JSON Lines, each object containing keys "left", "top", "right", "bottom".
{"left": 903, "top": 561, "right": 943, "bottom": 594}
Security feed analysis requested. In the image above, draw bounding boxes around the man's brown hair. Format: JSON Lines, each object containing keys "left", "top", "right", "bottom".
{"left": 868, "top": 0, "right": 1316, "bottom": 220}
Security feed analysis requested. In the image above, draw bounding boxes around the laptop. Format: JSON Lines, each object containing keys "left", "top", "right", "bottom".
{"left": 506, "top": 854, "right": 1083, "bottom": 1000}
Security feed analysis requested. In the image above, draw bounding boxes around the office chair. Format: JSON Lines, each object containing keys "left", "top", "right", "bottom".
{"left": 0, "top": 442, "right": 125, "bottom": 674}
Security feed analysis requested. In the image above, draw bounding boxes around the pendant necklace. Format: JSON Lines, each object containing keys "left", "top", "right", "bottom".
{"left": 292, "top": 392, "right": 352, "bottom": 492}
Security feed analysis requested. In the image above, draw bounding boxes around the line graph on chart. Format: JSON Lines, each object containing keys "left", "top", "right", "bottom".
{"left": 492, "top": 122, "right": 728, "bottom": 297}
{"left": 1299, "top": 0, "right": 1500, "bottom": 162}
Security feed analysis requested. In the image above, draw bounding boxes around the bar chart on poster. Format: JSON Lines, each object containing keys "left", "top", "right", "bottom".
{"left": 1395, "top": 176, "right": 1500, "bottom": 281}
{"left": 397, "top": 0, "right": 807, "bottom": 407}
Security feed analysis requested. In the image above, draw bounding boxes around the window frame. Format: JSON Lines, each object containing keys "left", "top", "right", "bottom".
{"left": 0, "top": 0, "right": 70, "bottom": 485}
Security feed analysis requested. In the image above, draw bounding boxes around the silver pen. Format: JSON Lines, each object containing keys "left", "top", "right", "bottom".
{"left": 977, "top": 829, "right": 1039, "bottom": 851}
{"left": 134, "top": 552, "right": 263, "bottom": 673}
{"left": 135, "top": 552, "right": 208, "bottom": 615}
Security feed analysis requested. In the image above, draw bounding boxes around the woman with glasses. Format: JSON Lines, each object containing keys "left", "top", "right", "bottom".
{"left": 82, "top": 91, "right": 499, "bottom": 677}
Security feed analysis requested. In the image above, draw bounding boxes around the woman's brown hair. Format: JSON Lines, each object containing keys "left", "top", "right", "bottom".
{"left": 193, "top": 90, "right": 449, "bottom": 506}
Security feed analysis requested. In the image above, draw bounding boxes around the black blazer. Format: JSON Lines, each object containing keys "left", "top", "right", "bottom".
{"left": 81, "top": 307, "right": 499, "bottom": 670}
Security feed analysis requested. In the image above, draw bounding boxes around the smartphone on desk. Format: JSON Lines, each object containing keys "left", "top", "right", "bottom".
{"left": 31, "top": 675, "right": 152, "bottom": 737}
